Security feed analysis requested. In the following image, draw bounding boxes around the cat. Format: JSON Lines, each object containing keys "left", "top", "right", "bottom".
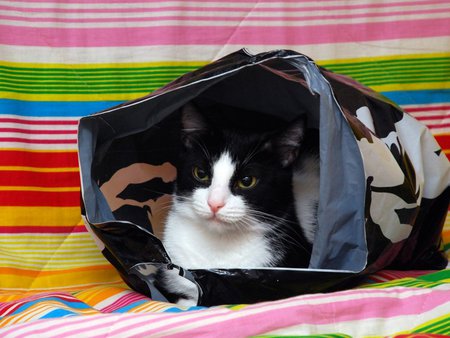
{"left": 156, "top": 102, "right": 320, "bottom": 306}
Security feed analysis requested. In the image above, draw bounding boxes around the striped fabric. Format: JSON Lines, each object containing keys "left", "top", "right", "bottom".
{"left": 0, "top": 0, "right": 449, "bottom": 336}
{"left": 0, "top": 270, "right": 449, "bottom": 337}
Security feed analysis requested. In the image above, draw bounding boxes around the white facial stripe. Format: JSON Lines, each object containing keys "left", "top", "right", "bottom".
{"left": 208, "top": 151, "right": 235, "bottom": 205}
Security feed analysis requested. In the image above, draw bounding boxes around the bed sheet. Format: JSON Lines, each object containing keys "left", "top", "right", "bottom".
{"left": 0, "top": 1, "right": 449, "bottom": 337}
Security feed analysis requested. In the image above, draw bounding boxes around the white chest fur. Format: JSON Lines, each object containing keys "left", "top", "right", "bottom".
{"left": 163, "top": 209, "right": 276, "bottom": 269}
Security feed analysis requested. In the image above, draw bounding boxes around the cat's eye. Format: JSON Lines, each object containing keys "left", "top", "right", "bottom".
{"left": 192, "top": 166, "right": 210, "bottom": 182}
{"left": 237, "top": 176, "right": 257, "bottom": 189}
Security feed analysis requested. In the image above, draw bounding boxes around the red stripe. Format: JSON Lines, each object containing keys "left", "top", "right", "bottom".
{"left": 0, "top": 150, "right": 78, "bottom": 167}
{"left": 0, "top": 118, "right": 78, "bottom": 126}
{"left": 0, "top": 137, "right": 76, "bottom": 144}
{"left": 426, "top": 122, "right": 450, "bottom": 129}
{"left": 435, "top": 134, "right": 450, "bottom": 149}
{"left": 0, "top": 191, "right": 80, "bottom": 206}
{"left": 0, "top": 128, "right": 77, "bottom": 135}
{"left": 404, "top": 105, "right": 450, "bottom": 113}
{"left": 0, "top": 225, "right": 86, "bottom": 233}
{"left": 413, "top": 115, "right": 449, "bottom": 121}
{"left": 0, "top": 171, "right": 80, "bottom": 187}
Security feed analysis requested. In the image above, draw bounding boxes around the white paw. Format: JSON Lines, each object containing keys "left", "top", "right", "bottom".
{"left": 176, "top": 297, "right": 198, "bottom": 307}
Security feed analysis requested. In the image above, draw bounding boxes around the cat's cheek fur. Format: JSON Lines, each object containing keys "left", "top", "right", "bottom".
{"left": 293, "top": 155, "right": 320, "bottom": 244}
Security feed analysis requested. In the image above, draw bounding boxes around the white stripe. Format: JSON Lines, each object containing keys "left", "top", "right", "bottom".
{"left": 265, "top": 301, "right": 450, "bottom": 337}
{"left": 408, "top": 112, "right": 449, "bottom": 119}
{"left": 2, "top": 11, "right": 449, "bottom": 28}
{"left": 0, "top": 115, "right": 79, "bottom": 122}
{"left": 0, "top": 233, "right": 93, "bottom": 241}
{"left": 0, "top": 287, "right": 449, "bottom": 337}
{"left": 149, "top": 285, "right": 450, "bottom": 337}
{"left": 0, "top": 258, "right": 106, "bottom": 271}
{"left": 2, "top": 37, "right": 450, "bottom": 65}
{"left": 2, "top": 0, "right": 442, "bottom": 10}
{"left": 0, "top": 143, "right": 77, "bottom": 150}
{"left": 0, "top": 132, "right": 76, "bottom": 140}
{"left": 423, "top": 127, "right": 450, "bottom": 134}
{"left": 93, "top": 290, "right": 133, "bottom": 310}
{"left": 0, "top": 280, "right": 124, "bottom": 293}
{"left": 0, "top": 123, "right": 77, "bottom": 131}
{"left": 413, "top": 118, "right": 450, "bottom": 126}
{"left": 1, "top": 247, "right": 99, "bottom": 254}
{"left": 3, "top": 3, "right": 450, "bottom": 19}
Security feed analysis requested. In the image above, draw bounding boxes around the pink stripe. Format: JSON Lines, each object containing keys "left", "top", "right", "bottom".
{"left": 2, "top": 8, "right": 449, "bottom": 24}
{"left": 112, "top": 287, "right": 448, "bottom": 337}
{"left": 162, "top": 289, "right": 450, "bottom": 337}
{"left": 8, "top": 287, "right": 446, "bottom": 338}
{"left": 3, "top": 0, "right": 432, "bottom": 3}
{"left": 100, "top": 293, "right": 149, "bottom": 313}
{"left": 2, "top": 0, "right": 448, "bottom": 14}
{"left": 1, "top": 18, "right": 449, "bottom": 47}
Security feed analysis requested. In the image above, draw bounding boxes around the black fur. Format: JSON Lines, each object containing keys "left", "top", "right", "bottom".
{"left": 176, "top": 103, "right": 312, "bottom": 267}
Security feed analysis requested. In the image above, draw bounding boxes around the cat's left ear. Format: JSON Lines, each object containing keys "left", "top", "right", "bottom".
{"left": 180, "top": 102, "right": 209, "bottom": 149}
{"left": 270, "top": 116, "right": 306, "bottom": 168}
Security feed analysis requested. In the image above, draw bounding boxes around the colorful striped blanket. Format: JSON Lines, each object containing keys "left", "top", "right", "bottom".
{"left": 0, "top": 1, "right": 449, "bottom": 337}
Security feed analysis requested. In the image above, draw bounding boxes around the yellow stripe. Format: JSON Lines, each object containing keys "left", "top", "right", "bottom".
{"left": 369, "top": 81, "right": 450, "bottom": 93}
{"left": 0, "top": 206, "right": 81, "bottom": 226}
{"left": 0, "top": 60, "right": 206, "bottom": 69}
{"left": 75, "top": 285, "right": 126, "bottom": 305}
{"left": 0, "top": 186, "right": 79, "bottom": 192}
{"left": 0, "top": 265, "right": 122, "bottom": 290}
{"left": 316, "top": 52, "right": 450, "bottom": 66}
{"left": 3, "top": 54, "right": 448, "bottom": 70}
{"left": 0, "top": 91, "right": 147, "bottom": 102}
{"left": 2, "top": 80, "right": 449, "bottom": 103}
{"left": 0, "top": 166, "right": 79, "bottom": 173}
{"left": 1, "top": 148, "right": 78, "bottom": 154}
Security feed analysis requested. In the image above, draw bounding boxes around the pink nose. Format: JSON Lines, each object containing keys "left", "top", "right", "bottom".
{"left": 208, "top": 200, "right": 224, "bottom": 214}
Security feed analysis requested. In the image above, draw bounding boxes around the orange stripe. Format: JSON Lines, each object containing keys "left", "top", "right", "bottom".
{"left": 0, "top": 264, "right": 114, "bottom": 278}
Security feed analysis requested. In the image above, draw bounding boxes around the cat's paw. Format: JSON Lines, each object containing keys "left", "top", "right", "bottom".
{"left": 176, "top": 297, "right": 198, "bottom": 307}
{"left": 156, "top": 268, "right": 200, "bottom": 306}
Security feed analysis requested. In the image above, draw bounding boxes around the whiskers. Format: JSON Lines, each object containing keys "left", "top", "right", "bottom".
{"left": 247, "top": 210, "right": 311, "bottom": 255}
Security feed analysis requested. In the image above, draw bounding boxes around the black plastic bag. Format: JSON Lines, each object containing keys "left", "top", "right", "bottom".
{"left": 78, "top": 49, "right": 449, "bottom": 306}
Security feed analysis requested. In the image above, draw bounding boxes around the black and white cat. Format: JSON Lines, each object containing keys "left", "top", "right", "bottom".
{"left": 157, "top": 103, "right": 320, "bottom": 306}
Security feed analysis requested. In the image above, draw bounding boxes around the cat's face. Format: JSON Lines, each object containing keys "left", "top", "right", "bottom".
{"left": 173, "top": 103, "right": 305, "bottom": 235}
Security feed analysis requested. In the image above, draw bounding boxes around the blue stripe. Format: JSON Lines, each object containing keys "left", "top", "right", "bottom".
{"left": 110, "top": 299, "right": 148, "bottom": 313}
{"left": 12, "top": 297, "right": 91, "bottom": 314}
{"left": 0, "top": 99, "right": 123, "bottom": 117}
{"left": 1, "top": 90, "right": 449, "bottom": 118}
{"left": 41, "top": 309, "right": 81, "bottom": 319}
{"left": 381, "top": 89, "right": 450, "bottom": 105}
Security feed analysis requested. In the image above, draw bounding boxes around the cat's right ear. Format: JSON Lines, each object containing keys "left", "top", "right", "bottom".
{"left": 180, "top": 102, "right": 208, "bottom": 148}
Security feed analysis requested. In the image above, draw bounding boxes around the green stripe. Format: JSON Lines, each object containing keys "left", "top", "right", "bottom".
{"left": 362, "top": 270, "right": 450, "bottom": 290}
{"left": 0, "top": 57, "right": 448, "bottom": 95}
{"left": 252, "top": 335, "right": 351, "bottom": 338}
{"left": 0, "top": 65, "right": 201, "bottom": 73}
{"left": 3, "top": 69, "right": 448, "bottom": 83}
{"left": 321, "top": 57, "right": 450, "bottom": 70}
{"left": 412, "top": 314, "right": 450, "bottom": 335}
